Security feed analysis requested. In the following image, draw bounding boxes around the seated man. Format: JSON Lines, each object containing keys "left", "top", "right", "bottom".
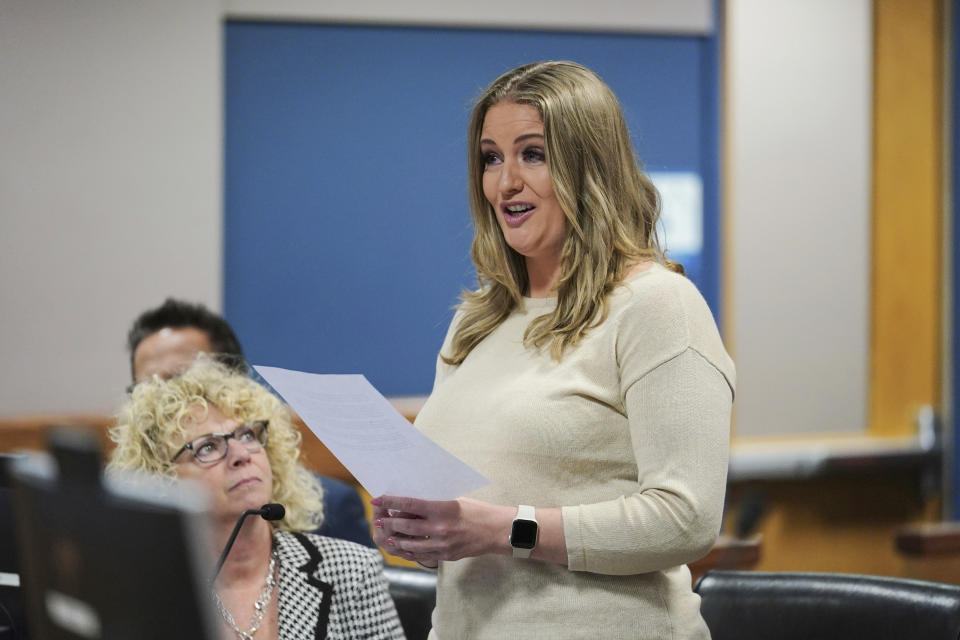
{"left": 126, "top": 298, "right": 375, "bottom": 548}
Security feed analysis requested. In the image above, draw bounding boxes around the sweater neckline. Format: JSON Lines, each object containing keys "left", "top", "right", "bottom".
{"left": 520, "top": 263, "right": 663, "bottom": 309}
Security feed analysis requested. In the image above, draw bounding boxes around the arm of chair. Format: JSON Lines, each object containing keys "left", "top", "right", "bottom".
{"left": 383, "top": 565, "right": 436, "bottom": 640}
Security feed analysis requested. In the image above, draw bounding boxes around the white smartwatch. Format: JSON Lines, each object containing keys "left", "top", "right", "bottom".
{"left": 509, "top": 505, "right": 539, "bottom": 559}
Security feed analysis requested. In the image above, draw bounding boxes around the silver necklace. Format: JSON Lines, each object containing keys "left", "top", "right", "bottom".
{"left": 213, "top": 548, "right": 278, "bottom": 640}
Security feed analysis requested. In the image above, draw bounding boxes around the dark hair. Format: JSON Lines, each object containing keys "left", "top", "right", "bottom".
{"left": 126, "top": 298, "right": 247, "bottom": 381}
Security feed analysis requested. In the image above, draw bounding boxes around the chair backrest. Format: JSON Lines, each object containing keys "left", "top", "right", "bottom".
{"left": 694, "top": 570, "right": 960, "bottom": 640}
{"left": 383, "top": 565, "right": 436, "bottom": 640}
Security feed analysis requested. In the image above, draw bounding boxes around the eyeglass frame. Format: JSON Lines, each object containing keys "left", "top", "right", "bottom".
{"left": 170, "top": 420, "right": 269, "bottom": 464}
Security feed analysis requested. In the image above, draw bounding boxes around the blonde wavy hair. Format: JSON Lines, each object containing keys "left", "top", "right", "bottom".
{"left": 108, "top": 358, "right": 324, "bottom": 532}
{"left": 445, "top": 60, "right": 682, "bottom": 365}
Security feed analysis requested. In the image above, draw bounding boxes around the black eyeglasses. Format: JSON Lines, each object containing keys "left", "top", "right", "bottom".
{"left": 171, "top": 420, "right": 269, "bottom": 464}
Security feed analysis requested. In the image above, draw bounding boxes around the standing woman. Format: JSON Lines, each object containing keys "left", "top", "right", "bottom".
{"left": 372, "top": 61, "right": 735, "bottom": 639}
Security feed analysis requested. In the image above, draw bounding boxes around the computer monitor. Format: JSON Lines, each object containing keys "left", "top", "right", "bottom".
{"left": 0, "top": 454, "right": 28, "bottom": 639}
{"left": 9, "top": 429, "right": 220, "bottom": 640}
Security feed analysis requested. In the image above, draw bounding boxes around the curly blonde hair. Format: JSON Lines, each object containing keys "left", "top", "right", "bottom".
{"left": 108, "top": 358, "right": 324, "bottom": 532}
{"left": 445, "top": 61, "right": 682, "bottom": 365}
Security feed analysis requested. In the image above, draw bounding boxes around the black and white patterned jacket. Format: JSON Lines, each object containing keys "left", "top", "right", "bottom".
{"left": 274, "top": 530, "right": 405, "bottom": 640}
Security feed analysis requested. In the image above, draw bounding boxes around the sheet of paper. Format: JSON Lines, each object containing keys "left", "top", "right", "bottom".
{"left": 254, "top": 366, "right": 489, "bottom": 500}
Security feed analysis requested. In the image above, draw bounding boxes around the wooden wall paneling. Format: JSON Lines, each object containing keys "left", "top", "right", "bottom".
{"left": 870, "top": 0, "right": 944, "bottom": 437}
{"left": 724, "top": 473, "right": 938, "bottom": 576}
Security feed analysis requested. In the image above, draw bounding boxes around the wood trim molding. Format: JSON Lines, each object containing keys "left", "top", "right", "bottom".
{"left": 870, "top": 0, "right": 944, "bottom": 436}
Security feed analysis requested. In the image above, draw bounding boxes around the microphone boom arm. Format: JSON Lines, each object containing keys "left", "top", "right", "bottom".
{"left": 211, "top": 503, "right": 285, "bottom": 581}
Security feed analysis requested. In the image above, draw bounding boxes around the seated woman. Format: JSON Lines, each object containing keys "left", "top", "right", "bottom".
{"left": 109, "top": 358, "right": 405, "bottom": 640}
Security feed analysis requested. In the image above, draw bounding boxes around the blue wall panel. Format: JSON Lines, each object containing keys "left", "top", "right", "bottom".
{"left": 225, "top": 21, "right": 719, "bottom": 395}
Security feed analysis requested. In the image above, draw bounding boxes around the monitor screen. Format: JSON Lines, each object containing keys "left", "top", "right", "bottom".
{"left": 9, "top": 432, "right": 220, "bottom": 640}
{"left": 1, "top": 454, "right": 24, "bottom": 576}
{"left": 0, "top": 454, "right": 27, "bottom": 640}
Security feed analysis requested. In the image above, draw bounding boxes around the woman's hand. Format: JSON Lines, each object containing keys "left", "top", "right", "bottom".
{"left": 370, "top": 496, "right": 514, "bottom": 566}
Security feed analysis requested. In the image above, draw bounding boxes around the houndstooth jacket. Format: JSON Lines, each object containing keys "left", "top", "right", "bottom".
{"left": 274, "top": 530, "right": 405, "bottom": 640}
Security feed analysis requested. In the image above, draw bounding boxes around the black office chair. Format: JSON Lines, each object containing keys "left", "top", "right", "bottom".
{"left": 383, "top": 565, "right": 436, "bottom": 640}
{"left": 694, "top": 570, "right": 960, "bottom": 640}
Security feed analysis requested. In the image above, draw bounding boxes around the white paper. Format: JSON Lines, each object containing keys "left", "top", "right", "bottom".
{"left": 254, "top": 366, "right": 489, "bottom": 500}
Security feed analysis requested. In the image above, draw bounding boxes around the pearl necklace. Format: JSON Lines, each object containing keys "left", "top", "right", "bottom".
{"left": 213, "top": 549, "right": 278, "bottom": 640}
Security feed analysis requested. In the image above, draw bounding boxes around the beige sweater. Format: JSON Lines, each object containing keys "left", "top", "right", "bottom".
{"left": 416, "top": 265, "right": 735, "bottom": 639}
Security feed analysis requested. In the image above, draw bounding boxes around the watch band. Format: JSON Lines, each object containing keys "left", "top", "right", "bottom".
{"left": 511, "top": 504, "right": 538, "bottom": 559}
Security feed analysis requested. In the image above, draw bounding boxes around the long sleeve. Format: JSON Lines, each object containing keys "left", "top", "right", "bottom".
{"left": 563, "top": 347, "right": 732, "bottom": 574}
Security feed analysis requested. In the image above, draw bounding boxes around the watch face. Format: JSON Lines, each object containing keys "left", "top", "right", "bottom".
{"left": 510, "top": 519, "right": 538, "bottom": 549}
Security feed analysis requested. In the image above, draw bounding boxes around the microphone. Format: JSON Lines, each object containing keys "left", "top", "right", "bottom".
{"left": 258, "top": 503, "right": 286, "bottom": 521}
{"left": 212, "top": 503, "right": 285, "bottom": 580}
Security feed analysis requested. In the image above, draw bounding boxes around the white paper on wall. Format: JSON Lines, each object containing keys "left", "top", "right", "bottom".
{"left": 649, "top": 171, "right": 703, "bottom": 256}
